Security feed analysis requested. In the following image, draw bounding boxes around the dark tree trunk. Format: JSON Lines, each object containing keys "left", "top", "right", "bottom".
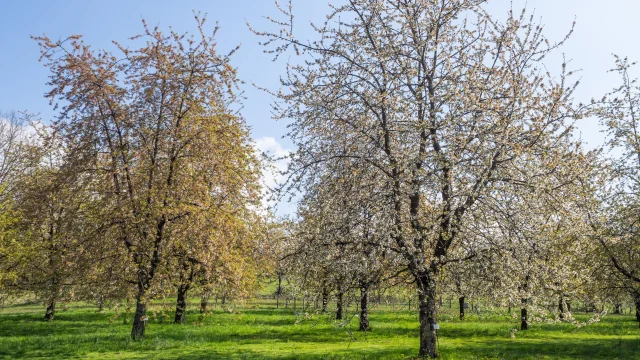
{"left": 520, "top": 298, "right": 528, "bottom": 330}
{"left": 200, "top": 292, "right": 209, "bottom": 314}
{"left": 97, "top": 295, "right": 105, "bottom": 312}
{"left": 276, "top": 273, "right": 282, "bottom": 309}
{"left": 336, "top": 292, "right": 344, "bottom": 320}
{"left": 131, "top": 284, "right": 148, "bottom": 340}
{"left": 359, "top": 283, "right": 370, "bottom": 331}
{"left": 43, "top": 300, "right": 56, "bottom": 321}
{"left": 417, "top": 271, "right": 438, "bottom": 358}
{"left": 634, "top": 294, "right": 640, "bottom": 326}
{"left": 459, "top": 296, "right": 465, "bottom": 320}
{"left": 321, "top": 289, "right": 329, "bottom": 314}
{"left": 559, "top": 296, "right": 566, "bottom": 319}
{"left": 614, "top": 303, "right": 622, "bottom": 315}
{"left": 174, "top": 284, "right": 189, "bottom": 324}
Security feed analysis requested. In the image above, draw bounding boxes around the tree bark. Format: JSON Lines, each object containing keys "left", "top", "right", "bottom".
{"left": 634, "top": 294, "right": 640, "bottom": 326}
{"left": 97, "top": 295, "right": 105, "bottom": 312}
{"left": 614, "top": 303, "right": 621, "bottom": 315}
{"left": 200, "top": 292, "right": 209, "bottom": 314}
{"left": 559, "top": 296, "right": 566, "bottom": 319}
{"left": 459, "top": 296, "right": 465, "bottom": 320}
{"left": 131, "top": 284, "right": 148, "bottom": 340}
{"left": 174, "top": 284, "right": 189, "bottom": 324}
{"left": 359, "top": 283, "right": 370, "bottom": 331}
{"left": 321, "top": 289, "right": 329, "bottom": 314}
{"left": 43, "top": 300, "right": 56, "bottom": 321}
{"left": 520, "top": 298, "right": 528, "bottom": 330}
{"left": 417, "top": 272, "right": 438, "bottom": 358}
{"left": 276, "top": 273, "right": 282, "bottom": 309}
{"left": 336, "top": 292, "right": 343, "bottom": 320}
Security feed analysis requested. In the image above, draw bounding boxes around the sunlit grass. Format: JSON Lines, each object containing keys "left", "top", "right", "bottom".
{"left": 0, "top": 298, "right": 639, "bottom": 359}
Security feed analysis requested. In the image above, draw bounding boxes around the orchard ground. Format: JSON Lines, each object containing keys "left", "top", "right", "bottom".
{"left": 1, "top": 293, "right": 639, "bottom": 359}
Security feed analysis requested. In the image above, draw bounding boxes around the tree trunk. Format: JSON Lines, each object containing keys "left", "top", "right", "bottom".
{"left": 359, "top": 283, "right": 370, "bottom": 331}
{"left": 614, "top": 303, "right": 622, "bottom": 315}
{"left": 634, "top": 294, "right": 640, "bottom": 326}
{"left": 43, "top": 300, "right": 56, "bottom": 321}
{"left": 131, "top": 284, "right": 148, "bottom": 340}
{"left": 174, "top": 284, "right": 189, "bottom": 324}
{"left": 97, "top": 295, "right": 105, "bottom": 312}
{"left": 321, "top": 289, "right": 329, "bottom": 314}
{"left": 559, "top": 296, "right": 566, "bottom": 319}
{"left": 336, "top": 292, "right": 343, "bottom": 320}
{"left": 417, "top": 272, "right": 438, "bottom": 358}
{"left": 276, "top": 273, "right": 282, "bottom": 309}
{"left": 520, "top": 298, "right": 528, "bottom": 330}
{"left": 200, "top": 292, "right": 209, "bottom": 314}
{"left": 459, "top": 296, "right": 465, "bottom": 320}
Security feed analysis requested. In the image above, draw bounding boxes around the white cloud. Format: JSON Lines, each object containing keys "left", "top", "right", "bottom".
{"left": 254, "top": 136, "right": 292, "bottom": 211}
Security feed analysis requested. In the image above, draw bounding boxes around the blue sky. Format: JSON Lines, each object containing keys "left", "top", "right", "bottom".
{"left": 0, "top": 0, "right": 331, "bottom": 153}
{"left": 2, "top": 0, "right": 639, "bottom": 147}
{"left": 1, "top": 0, "right": 639, "bottom": 213}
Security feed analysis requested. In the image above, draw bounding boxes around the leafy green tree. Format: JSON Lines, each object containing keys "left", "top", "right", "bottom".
{"left": 34, "top": 14, "right": 262, "bottom": 338}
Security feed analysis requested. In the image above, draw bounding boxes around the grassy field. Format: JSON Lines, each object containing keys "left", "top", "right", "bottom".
{"left": 0, "top": 297, "right": 639, "bottom": 359}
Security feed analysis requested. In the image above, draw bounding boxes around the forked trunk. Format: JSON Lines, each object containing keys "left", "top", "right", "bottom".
{"left": 417, "top": 272, "right": 438, "bottom": 358}
{"left": 43, "top": 300, "right": 56, "bottom": 321}
{"left": 174, "top": 284, "right": 189, "bottom": 324}
{"left": 336, "top": 292, "right": 344, "bottom": 320}
{"left": 359, "top": 283, "right": 370, "bottom": 331}
{"left": 459, "top": 296, "right": 465, "bottom": 320}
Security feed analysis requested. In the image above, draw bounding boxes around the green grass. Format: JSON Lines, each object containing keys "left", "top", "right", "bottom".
{"left": 0, "top": 299, "right": 639, "bottom": 359}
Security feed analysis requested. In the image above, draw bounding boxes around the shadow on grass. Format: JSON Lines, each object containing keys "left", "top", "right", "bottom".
{"left": 1, "top": 305, "right": 639, "bottom": 359}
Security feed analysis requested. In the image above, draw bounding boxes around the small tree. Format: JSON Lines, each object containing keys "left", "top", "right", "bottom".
{"left": 34, "top": 14, "right": 260, "bottom": 339}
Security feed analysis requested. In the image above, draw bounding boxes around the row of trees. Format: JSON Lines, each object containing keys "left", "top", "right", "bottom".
{"left": 253, "top": 0, "right": 640, "bottom": 358}
{"left": 0, "top": 16, "right": 271, "bottom": 340}
{"left": 1, "top": 1, "right": 640, "bottom": 359}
